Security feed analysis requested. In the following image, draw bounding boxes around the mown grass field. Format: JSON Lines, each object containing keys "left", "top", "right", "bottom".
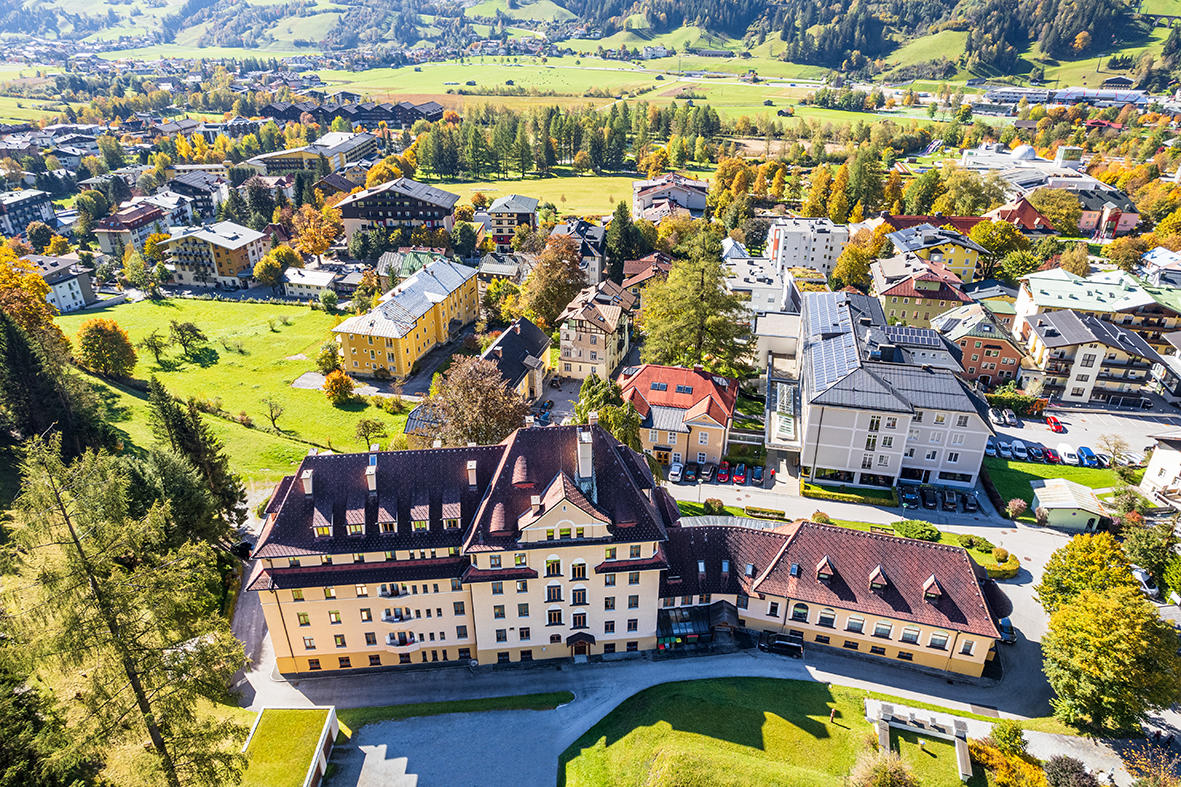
{"left": 886, "top": 30, "right": 969, "bottom": 72}
{"left": 436, "top": 171, "right": 641, "bottom": 215}
{"left": 56, "top": 298, "right": 410, "bottom": 484}
{"left": 983, "top": 457, "right": 1126, "bottom": 509}
{"left": 560, "top": 678, "right": 987, "bottom": 787}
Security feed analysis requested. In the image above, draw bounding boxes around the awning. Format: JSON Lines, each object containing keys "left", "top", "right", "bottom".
{"left": 565, "top": 631, "right": 596, "bottom": 646}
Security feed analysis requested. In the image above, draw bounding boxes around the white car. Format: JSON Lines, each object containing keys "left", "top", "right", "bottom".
{"left": 1058, "top": 443, "right": 1079, "bottom": 465}
{"left": 1131, "top": 565, "right": 1159, "bottom": 599}
{"left": 1004, "top": 409, "right": 1020, "bottom": 426}
{"left": 989, "top": 408, "right": 1006, "bottom": 426}
{"left": 668, "top": 462, "right": 684, "bottom": 483}
{"left": 998, "top": 441, "right": 1014, "bottom": 459}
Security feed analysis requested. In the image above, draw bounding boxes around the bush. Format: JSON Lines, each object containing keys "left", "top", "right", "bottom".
{"left": 988, "top": 555, "right": 1021, "bottom": 580}
{"left": 801, "top": 481, "right": 899, "bottom": 506}
{"left": 958, "top": 534, "right": 995, "bottom": 551}
{"left": 1006, "top": 498, "right": 1028, "bottom": 518}
{"left": 1044, "top": 755, "right": 1099, "bottom": 787}
{"left": 969, "top": 739, "right": 1047, "bottom": 787}
{"left": 323, "top": 369, "right": 356, "bottom": 406}
{"left": 993, "top": 547, "right": 1010, "bottom": 564}
{"left": 1035, "top": 507, "right": 1049, "bottom": 527}
{"left": 812, "top": 510, "right": 832, "bottom": 524}
{"left": 988, "top": 719, "right": 1027, "bottom": 757}
{"left": 744, "top": 506, "right": 788, "bottom": 520}
{"left": 893, "top": 519, "right": 940, "bottom": 541}
{"left": 849, "top": 748, "right": 918, "bottom": 787}
{"left": 702, "top": 498, "right": 726, "bottom": 515}
{"left": 235, "top": 411, "right": 253, "bottom": 428}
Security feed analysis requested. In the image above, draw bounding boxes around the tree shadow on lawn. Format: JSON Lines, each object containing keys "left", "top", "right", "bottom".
{"left": 184, "top": 346, "right": 220, "bottom": 367}
{"left": 557, "top": 678, "right": 838, "bottom": 785}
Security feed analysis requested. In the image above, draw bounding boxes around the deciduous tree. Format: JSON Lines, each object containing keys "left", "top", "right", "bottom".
{"left": 25, "top": 220, "right": 52, "bottom": 252}
{"left": 292, "top": 203, "right": 342, "bottom": 264}
{"left": 138, "top": 329, "right": 170, "bottom": 364}
{"left": 322, "top": 368, "right": 355, "bottom": 406}
{"left": 168, "top": 320, "right": 208, "bottom": 356}
{"left": 1036, "top": 532, "right": 1136, "bottom": 615}
{"left": 76, "top": 317, "right": 137, "bottom": 378}
{"left": 829, "top": 244, "right": 873, "bottom": 292}
{"left": 424, "top": 355, "right": 529, "bottom": 446}
{"left": 519, "top": 235, "right": 584, "bottom": 330}
{"left": 1058, "top": 243, "right": 1091, "bottom": 276}
{"left": 355, "top": 417, "right": 389, "bottom": 449}
{"left": 1029, "top": 189, "right": 1083, "bottom": 235}
{"left": 261, "top": 396, "right": 285, "bottom": 430}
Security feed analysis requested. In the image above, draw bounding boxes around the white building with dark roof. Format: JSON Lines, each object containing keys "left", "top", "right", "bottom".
{"left": 336, "top": 178, "right": 460, "bottom": 243}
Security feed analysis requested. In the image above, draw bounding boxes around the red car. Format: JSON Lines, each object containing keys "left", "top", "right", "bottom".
{"left": 733, "top": 463, "right": 747, "bottom": 485}
{"left": 1046, "top": 415, "right": 1065, "bottom": 433}
{"left": 1044, "top": 447, "right": 1061, "bottom": 464}
{"left": 716, "top": 460, "right": 731, "bottom": 483}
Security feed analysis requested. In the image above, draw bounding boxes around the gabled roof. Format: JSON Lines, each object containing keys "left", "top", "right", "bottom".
{"left": 488, "top": 194, "right": 538, "bottom": 214}
{"left": 885, "top": 215, "right": 986, "bottom": 235}
{"left": 617, "top": 364, "right": 738, "bottom": 428}
{"left": 334, "top": 260, "right": 476, "bottom": 339}
{"left": 480, "top": 317, "right": 551, "bottom": 390}
{"left": 1031, "top": 478, "right": 1105, "bottom": 515}
{"left": 336, "top": 177, "right": 460, "bottom": 211}
{"left": 558, "top": 280, "right": 635, "bottom": 333}
{"left": 1028, "top": 309, "right": 1162, "bottom": 363}
{"left": 931, "top": 303, "right": 1023, "bottom": 347}
{"left": 887, "top": 223, "right": 989, "bottom": 255}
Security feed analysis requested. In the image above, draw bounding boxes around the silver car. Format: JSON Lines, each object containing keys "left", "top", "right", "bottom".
{"left": 1004, "top": 409, "right": 1020, "bottom": 426}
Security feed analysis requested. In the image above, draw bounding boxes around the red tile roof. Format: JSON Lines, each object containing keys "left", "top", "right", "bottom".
{"left": 617, "top": 364, "right": 738, "bottom": 427}
{"left": 985, "top": 197, "right": 1055, "bottom": 232}
{"left": 886, "top": 215, "right": 986, "bottom": 235}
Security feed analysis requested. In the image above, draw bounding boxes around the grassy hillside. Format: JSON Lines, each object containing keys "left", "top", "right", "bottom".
{"left": 465, "top": 0, "right": 576, "bottom": 21}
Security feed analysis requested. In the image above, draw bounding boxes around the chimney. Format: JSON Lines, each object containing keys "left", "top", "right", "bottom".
{"left": 370, "top": 443, "right": 380, "bottom": 452}
{"left": 577, "top": 427, "right": 593, "bottom": 481}
{"left": 859, "top": 316, "right": 871, "bottom": 327}
{"left": 492, "top": 347, "right": 502, "bottom": 359}
{"left": 588, "top": 410, "right": 599, "bottom": 425}
{"left": 530, "top": 494, "right": 542, "bottom": 512}
{"left": 513, "top": 322, "right": 521, "bottom": 334}
{"left": 365, "top": 464, "right": 377, "bottom": 492}
{"left": 300, "top": 468, "right": 314, "bottom": 497}
{"left": 466, "top": 459, "right": 478, "bottom": 488}
{"left": 432, "top": 438, "right": 442, "bottom": 448}
{"left": 525, "top": 414, "right": 535, "bottom": 426}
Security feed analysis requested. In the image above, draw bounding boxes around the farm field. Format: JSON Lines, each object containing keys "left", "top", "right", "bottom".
{"left": 438, "top": 171, "right": 641, "bottom": 215}
{"left": 56, "top": 299, "right": 411, "bottom": 484}
{"left": 465, "top": 0, "right": 575, "bottom": 21}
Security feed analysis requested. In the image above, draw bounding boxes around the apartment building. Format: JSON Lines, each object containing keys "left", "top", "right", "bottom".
{"left": 557, "top": 280, "right": 635, "bottom": 380}
{"left": 248, "top": 424, "right": 998, "bottom": 677}
{"left": 1013, "top": 268, "right": 1181, "bottom": 356}
{"left": 765, "top": 217, "right": 849, "bottom": 278}
{"left": 0, "top": 188, "right": 53, "bottom": 237}
{"left": 333, "top": 259, "right": 478, "bottom": 379}
{"left": 631, "top": 173, "right": 708, "bottom": 220}
{"left": 24, "top": 254, "right": 97, "bottom": 313}
{"left": 1140, "top": 430, "right": 1181, "bottom": 510}
{"left": 163, "top": 221, "right": 267, "bottom": 289}
{"left": 662, "top": 523, "right": 998, "bottom": 677}
{"left": 931, "top": 304, "right": 1025, "bottom": 388}
{"left": 337, "top": 178, "right": 459, "bottom": 243}
{"left": 94, "top": 203, "right": 167, "bottom": 257}
{"left": 618, "top": 364, "right": 737, "bottom": 467}
{"left": 550, "top": 219, "right": 606, "bottom": 283}
{"left": 885, "top": 223, "right": 987, "bottom": 282}
{"left": 167, "top": 171, "right": 228, "bottom": 219}
{"left": 1019, "top": 310, "right": 1162, "bottom": 405}
{"left": 486, "top": 194, "right": 538, "bottom": 253}
{"left": 871, "top": 253, "right": 972, "bottom": 328}
{"left": 246, "top": 131, "right": 379, "bottom": 175}
{"left": 798, "top": 291, "right": 992, "bottom": 489}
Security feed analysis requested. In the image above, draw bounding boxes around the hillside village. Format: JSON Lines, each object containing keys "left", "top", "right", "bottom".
{"left": 9, "top": 45, "right": 1181, "bottom": 787}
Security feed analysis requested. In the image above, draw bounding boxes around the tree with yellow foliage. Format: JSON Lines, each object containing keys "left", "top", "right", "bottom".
{"left": 293, "top": 204, "right": 342, "bottom": 265}
{"left": 0, "top": 248, "right": 65, "bottom": 349}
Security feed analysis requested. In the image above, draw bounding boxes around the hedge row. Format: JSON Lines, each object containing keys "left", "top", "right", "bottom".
{"left": 800, "top": 482, "right": 899, "bottom": 507}
{"left": 744, "top": 506, "right": 788, "bottom": 521}
{"left": 986, "top": 555, "right": 1021, "bottom": 580}
{"left": 984, "top": 391, "right": 1048, "bottom": 417}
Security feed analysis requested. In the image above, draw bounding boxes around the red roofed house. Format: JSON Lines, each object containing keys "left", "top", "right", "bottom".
{"left": 985, "top": 197, "right": 1056, "bottom": 234}
{"left": 621, "top": 255, "right": 672, "bottom": 309}
{"left": 870, "top": 253, "right": 972, "bottom": 328}
{"left": 618, "top": 363, "right": 737, "bottom": 467}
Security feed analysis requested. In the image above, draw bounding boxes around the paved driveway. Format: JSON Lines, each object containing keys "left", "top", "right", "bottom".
{"left": 993, "top": 407, "right": 1181, "bottom": 458}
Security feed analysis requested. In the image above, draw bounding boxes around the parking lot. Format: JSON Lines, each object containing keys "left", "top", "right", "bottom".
{"left": 990, "top": 407, "right": 1181, "bottom": 460}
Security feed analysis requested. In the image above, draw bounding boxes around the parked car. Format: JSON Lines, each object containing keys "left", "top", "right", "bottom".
{"left": 900, "top": 485, "right": 921, "bottom": 509}
{"left": 962, "top": 492, "right": 979, "bottom": 513}
{"left": 733, "top": 463, "right": 747, "bottom": 484}
{"left": 668, "top": 462, "right": 684, "bottom": 483}
{"left": 942, "top": 488, "right": 958, "bottom": 511}
{"left": 1094, "top": 453, "right": 1110, "bottom": 468}
{"left": 921, "top": 487, "right": 939, "bottom": 509}
{"left": 549, "top": 377, "right": 562, "bottom": 390}
{"left": 684, "top": 462, "right": 699, "bottom": 483}
{"left": 1011, "top": 440, "right": 1029, "bottom": 461}
{"left": 1044, "top": 447, "right": 1061, "bottom": 464}
{"left": 751, "top": 465, "right": 765, "bottom": 487}
{"left": 1077, "top": 446, "right": 1099, "bottom": 468}
{"left": 989, "top": 407, "right": 1006, "bottom": 426}
{"left": 1004, "top": 408, "right": 1019, "bottom": 426}
{"left": 985, "top": 437, "right": 998, "bottom": 457}
{"left": 1045, "top": 414, "right": 1065, "bottom": 433}
{"left": 1131, "top": 565, "right": 1160, "bottom": 598}
{"left": 701, "top": 462, "right": 716, "bottom": 483}
{"left": 758, "top": 632, "right": 803, "bottom": 658}
{"left": 998, "top": 617, "right": 1017, "bottom": 645}
{"left": 1027, "top": 444, "right": 1045, "bottom": 462}
{"left": 716, "top": 461, "right": 731, "bottom": 483}
{"left": 1058, "top": 443, "right": 1079, "bottom": 465}
{"left": 998, "top": 441, "right": 1014, "bottom": 459}
{"left": 1123, "top": 451, "right": 1147, "bottom": 467}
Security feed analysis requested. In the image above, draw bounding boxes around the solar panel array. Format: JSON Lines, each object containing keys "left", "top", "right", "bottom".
{"left": 884, "top": 325, "right": 941, "bottom": 347}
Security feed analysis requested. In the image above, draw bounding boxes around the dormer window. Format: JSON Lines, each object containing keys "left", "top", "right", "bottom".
{"left": 314, "top": 525, "right": 331, "bottom": 538}
{"left": 816, "top": 555, "right": 835, "bottom": 583}
{"left": 675, "top": 384, "right": 693, "bottom": 394}
{"left": 346, "top": 523, "right": 364, "bottom": 536}
{"left": 444, "top": 518, "right": 460, "bottom": 530}
{"left": 412, "top": 520, "right": 428, "bottom": 532}
{"left": 721, "top": 560, "right": 730, "bottom": 574}
{"left": 869, "top": 564, "right": 889, "bottom": 591}
{"left": 923, "top": 574, "right": 944, "bottom": 601}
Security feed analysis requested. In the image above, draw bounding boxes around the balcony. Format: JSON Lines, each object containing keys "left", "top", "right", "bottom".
{"left": 385, "top": 633, "right": 422, "bottom": 652}
{"left": 382, "top": 610, "right": 411, "bottom": 623}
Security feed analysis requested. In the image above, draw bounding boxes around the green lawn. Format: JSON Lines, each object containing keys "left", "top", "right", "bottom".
{"left": 560, "top": 678, "right": 981, "bottom": 787}
{"left": 242, "top": 708, "right": 331, "bottom": 787}
{"left": 56, "top": 299, "right": 409, "bottom": 484}
{"left": 892, "top": 729, "right": 987, "bottom": 786}
{"left": 676, "top": 500, "right": 747, "bottom": 518}
{"left": 439, "top": 171, "right": 641, "bottom": 215}
{"left": 337, "top": 691, "right": 573, "bottom": 738}
{"left": 983, "top": 457, "right": 1123, "bottom": 509}
{"left": 886, "top": 30, "right": 969, "bottom": 71}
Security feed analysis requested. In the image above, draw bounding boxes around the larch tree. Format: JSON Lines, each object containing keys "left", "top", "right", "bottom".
{"left": 6, "top": 438, "right": 247, "bottom": 787}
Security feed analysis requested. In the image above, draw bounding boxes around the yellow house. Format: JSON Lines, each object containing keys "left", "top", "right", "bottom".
{"left": 334, "top": 259, "right": 479, "bottom": 379}
{"left": 886, "top": 223, "right": 988, "bottom": 282}
{"left": 618, "top": 364, "right": 738, "bottom": 468}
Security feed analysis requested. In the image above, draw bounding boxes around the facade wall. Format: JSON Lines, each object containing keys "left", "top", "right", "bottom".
{"left": 559, "top": 317, "right": 629, "bottom": 380}
{"left": 766, "top": 220, "right": 849, "bottom": 277}
{"left": 640, "top": 421, "right": 728, "bottom": 467}
{"left": 955, "top": 336, "right": 1022, "bottom": 387}
{"left": 914, "top": 242, "right": 979, "bottom": 282}
{"left": 1024, "top": 334, "right": 1153, "bottom": 404}
{"left": 881, "top": 293, "right": 962, "bottom": 327}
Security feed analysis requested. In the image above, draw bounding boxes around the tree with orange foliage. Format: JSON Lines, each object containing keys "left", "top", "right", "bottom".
{"left": 293, "top": 203, "right": 343, "bottom": 265}
{"left": 76, "top": 317, "right": 137, "bottom": 378}
{"left": 0, "top": 250, "right": 66, "bottom": 351}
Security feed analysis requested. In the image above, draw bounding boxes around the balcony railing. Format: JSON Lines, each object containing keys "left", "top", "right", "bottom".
{"left": 385, "top": 633, "right": 421, "bottom": 651}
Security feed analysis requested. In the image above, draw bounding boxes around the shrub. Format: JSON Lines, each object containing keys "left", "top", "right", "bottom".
{"left": 235, "top": 411, "right": 253, "bottom": 428}
{"left": 993, "top": 547, "right": 1010, "bottom": 564}
{"left": 1044, "top": 755, "right": 1099, "bottom": 787}
{"left": 848, "top": 748, "right": 918, "bottom": 787}
{"left": 745, "top": 506, "right": 788, "bottom": 520}
{"left": 988, "top": 719, "right": 1027, "bottom": 757}
{"left": 958, "top": 534, "right": 995, "bottom": 551}
{"left": 1035, "top": 507, "right": 1049, "bottom": 527}
{"left": 801, "top": 481, "right": 898, "bottom": 506}
{"left": 812, "top": 510, "right": 832, "bottom": 524}
{"left": 969, "top": 739, "right": 1048, "bottom": 787}
{"left": 988, "top": 555, "right": 1020, "bottom": 580}
{"left": 702, "top": 498, "right": 725, "bottom": 515}
{"left": 323, "top": 369, "right": 356, "bottom": 406}
{"left": 1006, "top": 498, "right": 1028, "bottom": 518}
{"left": 893, "top": 519, "right": 940, "bottom": 541}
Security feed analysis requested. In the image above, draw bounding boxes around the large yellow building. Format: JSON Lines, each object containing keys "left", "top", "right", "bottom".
{"left": 248, "top": 424, "right": 999, "bottom": 677}
{"left": 333, "top": 259, "right": 478, "bottom": 379}
{"left": 886, "top": 223, "right": 988, "bottom": 283}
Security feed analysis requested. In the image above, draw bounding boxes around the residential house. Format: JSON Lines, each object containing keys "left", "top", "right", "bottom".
{"left": 487, "top": 194, "right": 538, "bottom": 253}
{"left": 618, "top": 364, "right": 737, "bottom": 468}
{"left": 622, "top": 258, "right": 672, "bottom": 311}
{"left": 283, "top": 267, "right": 340, "bottom": 300}
{"left": 126, "top": 191, "right": 194, "bottom": 226}
{"left": 1019, "top": 309, "right": 1162, "bottom": 404}
{"left": 550, "top": 219, "right": 606, "bottom": 283}
{"left": 482, "top": 317, "right": 551, "bottom": 401}
{"left": 984, "top": 197, "right": 1056, "bottom": 235}
{"left": 1141, "top": 247, "right": 1181, "bottom": 287}
{"left": 797, "top": 291, "right": 992, "bottom": 489}
{"left": 333, "top": 260, "right": 478, "bottom": 379}
{"left": 23, "top": 254, "right": 96, "bottom": 313}
{"left": 725, "top": 256, "right": 802, "bottom": 319}
{"left": 631, "top": 173, "right": 708, "bottom": 220}
{"left": 246, "top": 131, "right": 379, "bottom": 175}
{"left": 765, "top": 217, "right": 849, "bottom": 278}
{"left": 314, "top": 172, "right": 361, "bottom": 198}
{"left": 882, "top": 215, "right": 985, "bottom": 236}
{"left": 871, "top": 253, "right": 972, "bottom": 328}
{"left": 477, "top": 252, "right": 534, "bottom": 294}
{"left": 94, "top": 203, "right": 167, "bottom": 257}
{"left": 1031, "top": 479, "right": 1107, "bottom": 532}
{"left": 167, "top": 171, "right": 228, "bottom": 220}
{"left": 1140, "top": 431, "right": 1181, "bottom": 509}
{"left": 1072, "top": 188, "right": 1141, "bottom": 238}
{"left": 558, "top": 281, "right": 635, "bottom": 380}
{"left": 0, "top": 188, "right": 53, "bottom": 237}
{"left": 885, "top": 223, "right": 987, "bottom": 282}
{"left": 1013, "top": 268, "right": 1181, "bottom": 356}
{"left": 962, "top": 279, "right": 1019, "bottom": 330}
{"left": 931, "top": 304, "right": 1024, "bottom": 387}
{"left": 163, "top": 221, "right": 267, "bottom": 289}
{"left": 337, "top": 178, "right": 459, "bottom": 243}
